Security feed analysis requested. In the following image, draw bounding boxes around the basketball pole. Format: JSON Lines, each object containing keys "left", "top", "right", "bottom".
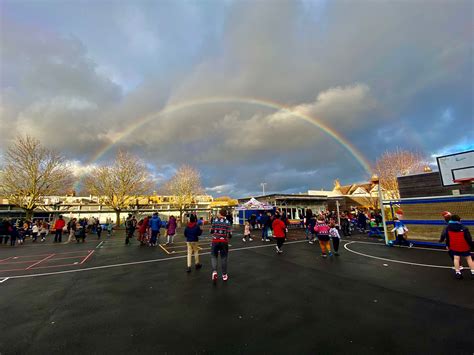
{"left": 377, "top": 179, "right": 389, "bottom": 245}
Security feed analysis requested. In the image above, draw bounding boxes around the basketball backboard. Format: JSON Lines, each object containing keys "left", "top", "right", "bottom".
{"left": 436, "top": 150, "right": 474, "bottom": 186}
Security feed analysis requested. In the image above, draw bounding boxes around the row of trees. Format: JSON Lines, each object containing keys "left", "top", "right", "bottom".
{"left": 0, "top": 136, "right": 203, "bottom": 224}
{"left": 0, "top": 136, "right": 427, "bottom": 222}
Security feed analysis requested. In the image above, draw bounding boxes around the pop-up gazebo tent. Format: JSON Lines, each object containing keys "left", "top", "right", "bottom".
{"left": 236, "top": 198, "right": 274, "bottom": 225}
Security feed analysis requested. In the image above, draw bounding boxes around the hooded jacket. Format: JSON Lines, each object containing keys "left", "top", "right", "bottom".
{"left": 184, "top": 222, "right": 202, "bottom": 242}
{"left": 149, "top": 215, "right": 162, "bottom": 231}
{"left": 439, "top": 221, "right": 472, "bottom": 252}
{"left": 272, "top": 218, "right": 286, "bottom": 238}
{"left": 54, "top": 218, "right": 66, "bottom": 231}
{"left": 167, "top": 217, "right": 177, "bottom": 235}
{"left": 314, "top": 221, "right": 330, "bottom": 241}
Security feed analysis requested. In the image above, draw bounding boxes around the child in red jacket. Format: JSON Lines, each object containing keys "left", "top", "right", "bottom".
{"left": 314, "top": 216, "right": 332, "bottom": 258}
{"left": 439, "top": 214, "right": 473, "bottom": 279}
{"left": 272, "top": 215, "right": 286, "bottom": 254}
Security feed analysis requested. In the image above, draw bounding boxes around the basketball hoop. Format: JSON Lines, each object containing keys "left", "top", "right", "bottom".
{"left": 453, "top": 177, "right": 473, "bottom": 195}
{"left": 436, "top": 150, "right": 474, "bottom": 187}
{"left": 453, "top": 177, "right": 473, "bottom": 185}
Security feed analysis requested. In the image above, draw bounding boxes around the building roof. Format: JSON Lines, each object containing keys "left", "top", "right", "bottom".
{"left": 238, "top": 193, "right": 327, "bottom": 203}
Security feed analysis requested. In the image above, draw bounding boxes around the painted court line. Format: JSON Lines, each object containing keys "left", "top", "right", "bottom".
{"left": 26, "top": 254, "right": 56, "bottom": 270}
{"left": 0, "top": 256, "right": 13, "bottom": 263}
{"left": 3, "top": 240, "right": 308, "bottom": 280}
{"left": 162, "top": 242, "right": 209, "bottom": 249}
{"left": 0, "top": 254, "right": 91, "bottom": 265}
{"left": 0, "top": 267, "right": 32, "bottom": 273}
{"left": 343, "top": 242, "right": 452, "bottom": 269}
{"left": 4, "top": 250, "right": 93, "bottom": 259}
{"left": 28, "top": 263, "right": 88, "bottom": 271}
{"left": 351, "top": 240, "right": 450, "bottom": 253}
{"left": 0, "top": 260, "right": 44, "bottom": 265}
{"left": 80, "top": 250, "right": 95, "bottom": 264}
{"left": 0, "top": 277, "right": 9, "bottom": 283}
{"left": 159, "top": 244, "right": 171, "bottom": 255}
{"left": 165, "top": 247, "right": 212, "bottom": 255}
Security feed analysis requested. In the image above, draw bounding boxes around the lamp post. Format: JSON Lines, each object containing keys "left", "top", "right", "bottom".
{"left": 260, "top": 182, "right": 267, "bottom": 196}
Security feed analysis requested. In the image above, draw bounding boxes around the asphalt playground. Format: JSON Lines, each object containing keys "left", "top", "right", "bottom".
{"left": 0, "top": 227, "right": 473, "bottom": 354}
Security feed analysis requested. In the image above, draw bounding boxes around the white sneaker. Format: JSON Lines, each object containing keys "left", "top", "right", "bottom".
{"left": 242, "top": 238, "right": 246, "bottom": 242}
{"left": 249, "top": 238, "right": 253, "bottom": 242}
{"left": 275, "top": 246, "right": 280, "bottom": 253}
{"left": 222, "top": 274, "right": 228, "bottom": 281}
{"left": 212, "top": 271, "right": 218, "bottom": 282}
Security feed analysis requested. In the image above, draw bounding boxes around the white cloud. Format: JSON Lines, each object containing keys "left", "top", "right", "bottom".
{"left": 67, "top": 160, "right": 98, "bottom": 177}
{"left": 205, "top": 184, "right": 236, "bottom": 195}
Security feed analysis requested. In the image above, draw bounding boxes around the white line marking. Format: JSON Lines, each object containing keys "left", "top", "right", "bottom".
{"left": 80, "top": 250, "right": 95, "bottom": 264}
{"left": 0, "top": 277, "right": 9, "bottom": 283}
{"left": 343, "top": 242, "right": 453, "bottom": 269}
{"left": 3, "top": 240, "right": 308, "bottom": 280}
{"left": 349, "top": 240, "right": 450, "bottom": 252}
{"left": 96, "top": 241, "right": 104, "bottom": 249}
{"left": 26, "top": 254, "right": 56, "bottom": 270}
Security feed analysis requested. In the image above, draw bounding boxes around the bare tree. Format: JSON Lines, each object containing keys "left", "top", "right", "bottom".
{"left": 84, "top": 151, "right": 153, "bottom": 225}
{"left": 0, "top": 135, "right": 73, "bottom": 220}
{"left": 163, "top": 165, "right": 203, "bottom": 223}
{"left": 374, "top": 148, "right": 425, "bottom": 199}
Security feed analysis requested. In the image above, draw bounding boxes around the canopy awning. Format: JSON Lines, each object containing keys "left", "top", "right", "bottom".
{"left": 236, "top": 197, "right": 274, "bottom": 211}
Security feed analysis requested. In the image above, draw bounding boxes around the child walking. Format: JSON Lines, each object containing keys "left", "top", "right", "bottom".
{"left": 107, "top": 223, "right": 113, "bottom": 238}
{"left": 32, "top": 221, "right": 40, "bottom": 242}
{"left": 314, "top": 216, "right": 332, "bottom": 257}
{"left": 166, "top": 215, "right": 177, "bottom": 245}
{"left": 96, "top": 223, "right": 102, "bottom": 239}
{"left": 329, "top": 222, "right": 341, "bottom": 256}
{"left": 184, "top": 215, "right": 203, "bottom": 272}
{"left": 18, "top": 222, "right": 29, "bottom": 245}
{"left": 439, "top": 214, "right": 474, "bottom": 279}
{"left": 10, "top": 225, "right": 18, "bottom": 246}
{"left": 210, "top": 209, "right": 232, "bottom": 282}
{"left": 272, "top": 214, "right": 286, "bottom": 253}
{"left": 243, "top": 221, "right": 253, "bottom": 242}
{"left": 390, "top": 218, "right": 413, "bottom": 248}
{"left": 39, "top": 221, "right": 48, "bottom": 242}
{"left": 76, "top": 225, "right": 86, "bottom": 243}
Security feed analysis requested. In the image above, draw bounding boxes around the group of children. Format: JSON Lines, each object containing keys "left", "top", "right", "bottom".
{"left": 243, "top": 214, "right": 342, "bottom": 257}
{"left": 0, "top": 219, "right": 51, "bottom": 246}
{"left": 126, "top": 213, "right": 182, "bottom": 246}
{"left": 309, "top": 217, "right": 342, "bottom": 257}
{"left": 0, "top": 216, "right": 117, "bottom": 247}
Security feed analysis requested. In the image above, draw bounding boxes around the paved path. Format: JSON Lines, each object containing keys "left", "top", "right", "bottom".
{"left": 1, "top": 229, "right": 473, "bottom": 354}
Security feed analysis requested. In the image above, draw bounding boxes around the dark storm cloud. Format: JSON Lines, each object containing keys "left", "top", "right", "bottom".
{"left": 1, "top": 0, "right": 472, "bottom": 196}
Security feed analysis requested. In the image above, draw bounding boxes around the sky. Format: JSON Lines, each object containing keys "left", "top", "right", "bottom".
{"left": 1, "top": 0, "right": 473, "bottom": 197}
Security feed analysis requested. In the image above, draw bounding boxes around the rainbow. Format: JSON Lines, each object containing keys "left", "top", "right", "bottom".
{"left": 74, "top": 96, "right": 373, "bottom": 189}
